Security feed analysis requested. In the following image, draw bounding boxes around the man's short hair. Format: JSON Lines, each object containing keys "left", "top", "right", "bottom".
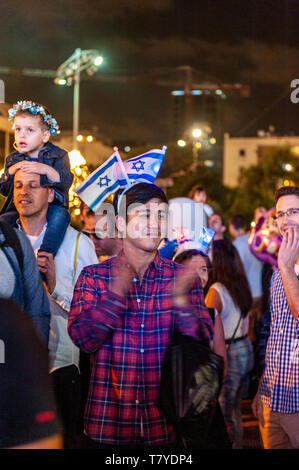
{"left": 113, "top": 182, "right": 168, "bottom": 217}
{"left": 229, "top": 214, "right": 246, "bottom": 230}
{"left": 275, "top": 186, "right": 299, "bottom": 203}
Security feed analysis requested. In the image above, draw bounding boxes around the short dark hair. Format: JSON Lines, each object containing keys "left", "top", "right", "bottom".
{"left": 188, "top": 185, "right": 206, "bottom": 199}
{"left": 210, "top": 213, "right": 225, "bottom": 226}
{"left": 275, "top": 186, "right": 299, "bottom": 203}
{"left": 229, "top": 214, "right": 246, "bottom": 230}
{"left": 113, "top": 182, "right": 168, "bottom": 217}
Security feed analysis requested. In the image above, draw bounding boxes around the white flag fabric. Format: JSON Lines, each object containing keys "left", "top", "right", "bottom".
{"left": 75, "top": 152, "right": 127, "bottom": 213}
{"left": 123, "top": 146, "right": 166, "bottom": 183}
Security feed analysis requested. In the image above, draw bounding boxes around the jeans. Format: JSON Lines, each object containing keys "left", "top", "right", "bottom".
{"left": 39, "top": 204, "right": 70, "bottom": 257}
{"left": 219, "top": 336, "right": 254, "bottom": 449}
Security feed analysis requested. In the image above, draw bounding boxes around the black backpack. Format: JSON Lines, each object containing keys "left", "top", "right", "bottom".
{"left": 0, "top": 221, "right": 23, "bottom": 273}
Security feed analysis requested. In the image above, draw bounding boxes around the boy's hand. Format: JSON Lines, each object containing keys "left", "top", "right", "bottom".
{"left": 8, "top": 161, "right": 25, "bottom": 176}
{"left": 172, "top": 257, "right": 201, "bottom": 307}
{"left": 37, "top": 252, "right": 56, "bottom": 294}
{"left": 19, "top": 161, "right": 60, "bottom": 182}
{"left": 111, "top": 261, "right": 134, "bottom": 298}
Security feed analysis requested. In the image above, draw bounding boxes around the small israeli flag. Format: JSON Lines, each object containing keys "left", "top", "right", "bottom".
{"left": 75, "top": 152, "right": 127, "bottom": 212}
{"left": 123, "top": 146, "right": 167, "bottom": 183}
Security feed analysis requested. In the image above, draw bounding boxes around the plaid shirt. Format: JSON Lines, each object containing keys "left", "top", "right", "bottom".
{"left": 260, "top": 269, "right": 299, "bottom": 413}
{"left": 68, "top": 251, "right": 213, "bottom": 446}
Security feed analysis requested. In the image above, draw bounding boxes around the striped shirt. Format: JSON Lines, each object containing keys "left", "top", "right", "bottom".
{"left": 260, "top": 268, "right": 299, "bottom": 413}
{"left": 68, "top": 250, "right": 213, "bottom": 445}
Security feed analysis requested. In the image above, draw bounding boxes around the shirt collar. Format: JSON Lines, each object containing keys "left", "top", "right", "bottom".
{"left": 115, "top": 249, "right": 164, "bottom": 273}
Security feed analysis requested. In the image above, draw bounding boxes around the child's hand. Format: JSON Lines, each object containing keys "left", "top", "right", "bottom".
{"left": 8, "top": 161, "right": 25, "bottom": 176}
{"left": 19, "top": 161, "right": 60, "bottom": 182}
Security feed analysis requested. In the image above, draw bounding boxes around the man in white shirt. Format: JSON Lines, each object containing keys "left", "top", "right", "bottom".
{"left": 13, "top": 169, "right": 98, "bottom": 449}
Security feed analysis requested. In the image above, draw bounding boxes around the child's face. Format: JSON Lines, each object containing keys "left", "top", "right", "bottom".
{"left": 14, "top": 114, "right": 50, "bottom": 156}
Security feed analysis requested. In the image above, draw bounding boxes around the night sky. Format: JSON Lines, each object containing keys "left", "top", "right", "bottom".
{"left": 1, "top": 0, "right": 299, "bottom": 146}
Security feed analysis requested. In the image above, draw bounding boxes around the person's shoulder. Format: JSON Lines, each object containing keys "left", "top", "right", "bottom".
{"left": 45, "top": 142, "right": 68, "bottom": 158}
{"left": 158, "top": 253, "right": 182, "bottom": 272}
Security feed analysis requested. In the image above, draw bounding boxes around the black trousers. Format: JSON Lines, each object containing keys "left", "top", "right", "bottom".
{"left": 51, "top": 364, "right": 81, "bottom": 449}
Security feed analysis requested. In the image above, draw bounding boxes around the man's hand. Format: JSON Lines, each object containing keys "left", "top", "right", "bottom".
{"left": 278, "top": 223, "right": 299, "bottom": 271}
{"left": 111, "top": 260, "right": 134, "bottom": 298}
{"left": 37, "top": 252, "right": 56, "bottom": 294}
{"left": 172, "top": 257, "right": 201, "bottom": 307}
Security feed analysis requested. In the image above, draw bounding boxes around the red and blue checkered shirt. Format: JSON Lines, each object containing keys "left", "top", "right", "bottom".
{"left": 68, "top": 251, "right": 213, "bottom": 446}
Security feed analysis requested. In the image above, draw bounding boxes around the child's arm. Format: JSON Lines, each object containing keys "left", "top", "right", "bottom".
{"left": 40, "top": 148, "right": 74, "bottom": 194}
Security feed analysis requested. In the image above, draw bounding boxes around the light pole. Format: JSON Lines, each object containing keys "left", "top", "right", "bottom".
{"left": 54, "top": 48, "right": 103, "bottom": 149}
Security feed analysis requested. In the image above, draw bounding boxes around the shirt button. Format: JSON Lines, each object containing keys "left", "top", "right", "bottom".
{"left": 140, "top": 349, "right": 144, "bottom": 353}
{"left": 135, "top": 400, "right": 139, "bottom": 404}
{"left": 141, "top": 324, "right": 144, "bottom": 328}
{"left": 137, "top": 298, "right": 141, "bottom": 303}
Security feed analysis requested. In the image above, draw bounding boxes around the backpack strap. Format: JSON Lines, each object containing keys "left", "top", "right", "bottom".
{"left": 73, "top": 231, "right": 82, "bottom": 281}
{"left": 0, "top": 221, "right": 24, "bottom": 273}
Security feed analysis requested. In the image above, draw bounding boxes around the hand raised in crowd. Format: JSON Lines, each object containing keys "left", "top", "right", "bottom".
{"left": 172, "top": 256, "right": 202, "bottom": 307}
{"left": 278, "top": 223, "right": 299, "bottom": 271}
{"left": 111, "top": 260, "right": 135, "bottom": 298}
{"left": 37, "top": 252, "right": 56, "bottom": 294}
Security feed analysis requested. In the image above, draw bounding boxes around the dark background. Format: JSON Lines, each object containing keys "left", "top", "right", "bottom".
{"left": 1, "top": 0, "right": 299, "bottom": 146}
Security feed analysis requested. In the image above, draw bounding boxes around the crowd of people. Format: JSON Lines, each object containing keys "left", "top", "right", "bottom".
{"left": 0, "top": 101, "right": 299, "bottom": 451}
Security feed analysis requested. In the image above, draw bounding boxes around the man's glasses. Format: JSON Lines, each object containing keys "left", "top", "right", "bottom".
{"left": 273, "top": 208, "right": 299, "bottom": 221}
{"left": 82, "top": 230, "right": 102, "bottom": 240}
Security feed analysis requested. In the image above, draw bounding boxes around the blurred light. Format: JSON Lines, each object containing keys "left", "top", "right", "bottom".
{"left": 291, "top": 146, "right": 299, "bottom": 156}
{"left": 86, "top": 135, "right": 93, "bottom": 142}
{"left": 192, "top": 128, "right": 202, "bottom": 138}
{"left": 75, "top": 167, "right": 82, "bottom": 175}
{"left": 210, "top": 137, "right": 216, "bottom": 144}
{"left": 204, "top": 160, "right": 214, "bottom": 167}
{"left": 285, "top": 163, "right": 293, "bottom": 172}
{"left": 56, "top": 78, "right": 67, "bottom": 86}
{"left": 94, "top": 56, "right": 103, "bottom": 67}
{"left": 69, "top": 149, "right": 87, "bottom": 169}
{"left": 76, "top": 134, "right": 84, "bottom": 142}
{"left": 191, "top": 90, "right": 202, "bottom": 95}
{"left": 215, "top": 89, "right": 222, "bottom": 95}
{"left": 251, "top": 221, "right": 256, "bottom": 228}
{"left": 284, "top": 179, "right": 290, "bottom": 186}
{"left": 172, "top": 90, "right": 185, "bottom": 96}
{"left": 74, "top": 208, "right": 81, "bottom": 216}
{"left": 124, "top": 146, "right": 131, "bottom": 152}
{"left": 177, "top": 139, "right": 186, "bottom": 147}
{"left": 195, "top": 142, "right": 202, "bottom": 149}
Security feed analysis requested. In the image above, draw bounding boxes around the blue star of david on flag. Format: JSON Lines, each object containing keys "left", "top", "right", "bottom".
{"left": 131, "top": 160, "right": 145, "bottom": 172}
{"left": 75, "top": 152, "right": 127, "bottom": 213}
{"left": 98, "top": 175, "right": 111, "bottom": 187}
{"left": 124, "top": 146, "right": 167, "bottom": 183}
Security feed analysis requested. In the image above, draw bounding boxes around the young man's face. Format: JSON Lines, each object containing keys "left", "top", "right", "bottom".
{"left": 13, "top": 170, "right": 53, "bottom": 219}
{"left": 124, "top": 197, "right": 168, "bottom": 252}
{"left": 275, "top": 195, "right": 299, "bottom": 235}
{"left": 14, "top": 114, "right": 50, "bottom": 156}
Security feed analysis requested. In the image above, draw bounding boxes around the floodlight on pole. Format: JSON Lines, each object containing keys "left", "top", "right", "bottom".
{"left": 54, "top": 48, "right": 104, "bottom": 149}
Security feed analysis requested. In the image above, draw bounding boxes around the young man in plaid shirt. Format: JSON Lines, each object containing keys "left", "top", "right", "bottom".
{"left": 256, "top": 186, "right": 299, "bottom": 449}
{"left": 68, "top": 182, "right": 213, "bottom": 449}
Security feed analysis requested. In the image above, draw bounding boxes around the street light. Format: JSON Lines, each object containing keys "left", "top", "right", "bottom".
{"left": 54, "top": 48, "right": 104, "bottom": 148}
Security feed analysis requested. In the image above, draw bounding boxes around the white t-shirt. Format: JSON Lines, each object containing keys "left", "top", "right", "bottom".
{"left": 209, "top": 282, "right": 249, "bottom": 340}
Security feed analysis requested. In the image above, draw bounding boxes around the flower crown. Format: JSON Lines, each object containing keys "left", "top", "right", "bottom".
{"left": 8, "top": 100, "right": 60, "bottom": 135}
